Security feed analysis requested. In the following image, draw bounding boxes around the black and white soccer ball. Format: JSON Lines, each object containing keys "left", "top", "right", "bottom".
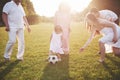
{"left": 48, "top": 55, "right": 58, "bottom": 64}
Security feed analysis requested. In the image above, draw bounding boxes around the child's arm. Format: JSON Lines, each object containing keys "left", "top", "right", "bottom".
{"left": 50, "top": 34, "right": 52, "bottom": 42}
{"left": 48, "top": 34, "right": 53, "bottom": 55}
{"left": 79, "top": 30, "right": 96, "bottom": 53}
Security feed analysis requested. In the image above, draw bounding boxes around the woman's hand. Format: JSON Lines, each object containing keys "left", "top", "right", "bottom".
{"left": 79, "top": 47, "right": 84, "bottom": 53}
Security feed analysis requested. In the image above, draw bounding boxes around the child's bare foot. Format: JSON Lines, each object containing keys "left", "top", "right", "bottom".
{"left": 64, "top": 51, "right": 69, "bottom": 55}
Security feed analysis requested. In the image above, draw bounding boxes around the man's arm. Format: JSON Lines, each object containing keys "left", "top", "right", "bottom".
{"left": 2, "top": 12, "right": 9, "bottom": 31}
{"left": 23, "top": 16, "right": 31, "bottom": 33}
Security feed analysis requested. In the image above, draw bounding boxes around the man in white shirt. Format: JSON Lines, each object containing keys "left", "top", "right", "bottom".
{"left": 2, "top": 0, "right": 31, "bottom": 61}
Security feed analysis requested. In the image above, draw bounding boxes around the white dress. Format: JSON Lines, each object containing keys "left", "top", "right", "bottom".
{"left": 99, "top": 22, "right": 120, "bottom": 53}
{"left": 99, "top": 10, "right": 118, "bottom": 21}
{"left": 50, "top": 32, "right": 64, "bottom": 54}
{"left": 99, "top": 10, "right": 118, "bottom": 53}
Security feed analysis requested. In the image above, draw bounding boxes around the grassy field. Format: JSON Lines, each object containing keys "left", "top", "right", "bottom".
{"left": 0, "top": 22, "right": 120, "bottom": 80}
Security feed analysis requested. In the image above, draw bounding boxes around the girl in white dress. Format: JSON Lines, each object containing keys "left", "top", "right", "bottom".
{"left": 49, "top": 25, "right": 64, "bottom": 61}
{"left": 80, "top": 13, "right": 120, "bottom": 62}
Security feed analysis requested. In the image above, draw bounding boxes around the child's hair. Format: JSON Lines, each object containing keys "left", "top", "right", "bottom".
{"left": 54, "top": 25, "right": 63, "bottom": 32}
{"left": 86, "top": 13, "right": 100, "bottom": 36}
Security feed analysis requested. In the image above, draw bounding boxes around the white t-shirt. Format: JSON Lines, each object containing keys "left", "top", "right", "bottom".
{"left": 3, "top": 1, "right": 26, "bottom": 28}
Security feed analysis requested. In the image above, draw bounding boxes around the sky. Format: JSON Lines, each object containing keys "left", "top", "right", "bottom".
{"left": 30, "top": 0, "right": 92, "bottom": 17}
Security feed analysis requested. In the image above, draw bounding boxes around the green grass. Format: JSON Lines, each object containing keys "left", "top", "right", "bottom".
{"left": 0, "top": 22, "right": 120, "bottom": 80}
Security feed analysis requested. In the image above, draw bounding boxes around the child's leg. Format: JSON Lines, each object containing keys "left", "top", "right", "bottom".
{"left": 56, "top": 53, "right": 61, "bottom": 61}
{"left": 49, "top": 51, "right": 53, "bottom": 55}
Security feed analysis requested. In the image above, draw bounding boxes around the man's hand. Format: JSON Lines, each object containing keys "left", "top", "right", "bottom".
{"left": 27, "top": 27, "right": 31, "bottom": 33}
{"left": 5, "top": 26, "right": 10, "bottom": 32}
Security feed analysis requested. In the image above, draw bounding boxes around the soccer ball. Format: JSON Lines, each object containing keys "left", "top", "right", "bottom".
{"left": 48, "top": 55, "right": 58, "bottom": 64}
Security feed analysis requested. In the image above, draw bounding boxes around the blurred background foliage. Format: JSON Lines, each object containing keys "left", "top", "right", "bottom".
{"left": 0, "top": 0, "right": 120, "bottom": 26}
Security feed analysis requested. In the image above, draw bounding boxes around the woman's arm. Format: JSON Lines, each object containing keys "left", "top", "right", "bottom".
{"left": 54, "top": 12, "right": 58, "bottom": 25}
{"left": 79, "top": 30, "right": 96, "bottom": 52}
{"left": 50, "top": 34, "right": 52, "bottom": 42}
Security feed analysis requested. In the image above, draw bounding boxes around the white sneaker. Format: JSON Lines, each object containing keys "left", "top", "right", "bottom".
{"left": 17, "top": 58, "right": 23, "bottom": 61}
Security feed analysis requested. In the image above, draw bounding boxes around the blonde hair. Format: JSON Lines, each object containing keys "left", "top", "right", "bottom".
{"left": 86, "top": 13, "right": 100, "bottom": 36}
{"left": 87, "top": 13, "right": 98, "bottom": 22}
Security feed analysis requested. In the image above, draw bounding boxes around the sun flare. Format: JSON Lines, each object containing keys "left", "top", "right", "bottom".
{"left": 30, "top": 0, "right": 92, "bottom": 17}
{"left": 62, "top": 0, "right": 92, "bottom": 12}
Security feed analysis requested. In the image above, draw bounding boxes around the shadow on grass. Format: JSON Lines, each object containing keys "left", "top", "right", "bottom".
{"left": 103, "top": 55, "right": 120, "bottom": 80}
{"left": 40, "top": 55, "right": 71, "bottom": 80}
{"left": 0, "top": 61, "right": 6, "bottom": 67}
{"left": 0, "top": 60, "right": 20, "bottom": 79}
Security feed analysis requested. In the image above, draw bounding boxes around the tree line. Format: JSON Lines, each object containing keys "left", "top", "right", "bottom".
{"left": 0, "top": 0, "right": 120, "bottom": 26}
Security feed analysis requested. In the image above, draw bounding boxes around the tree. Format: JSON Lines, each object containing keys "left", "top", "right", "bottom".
{"left": 0, "top": 0, "right": 10, "bottom": 26}
{"left": 22, "top": 0, "right": 35, "bottom": 16}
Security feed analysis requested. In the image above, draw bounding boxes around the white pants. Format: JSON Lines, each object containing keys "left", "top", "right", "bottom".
{"left": 4, "top": 28, "right": 25, "bottom": 59}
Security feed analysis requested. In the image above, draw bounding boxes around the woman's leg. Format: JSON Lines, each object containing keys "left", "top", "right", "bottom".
{"left": 99, "top": 41, "right": 105, "bottom": 62}
{"left": 17, "top": 28, "right": 25, "bottom": 60}
{"left": 62, "top": 31, "right": 70, "bottom": 54}
{"left": 112, "top": 47, "right": 120, "bottom": 57}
